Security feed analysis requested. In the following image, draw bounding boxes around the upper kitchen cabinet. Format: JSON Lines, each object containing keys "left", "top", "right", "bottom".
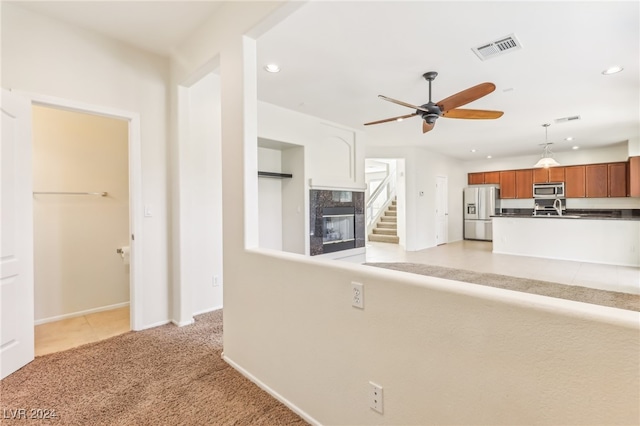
{"left": 565, "top": 165, "right": 585, "bottom": 198}
{"left": 515, "top": 169, "right": 533, "bottom": 198}
{"left": 630, "top": 156, "right": 640, "bottom": 197}
{"left": 484, "top": 171, "right": 500, "bottom": 184}
{"left": 533, "top": 167, "right": 565, "bottom": 183}
{"left": 468, "top": 172, "right": 484, "bottom": 185}
{"left": 585, "top": 164, "right": 608, "bottom": 197}
{"left": 608, "top": 162, "right": 627, "bottom": 197}
{"left": 468, "top": 171, "right": 500, "bottom": 185}
{"left": 499, "top": 170, "right": 516, "bottom": 198}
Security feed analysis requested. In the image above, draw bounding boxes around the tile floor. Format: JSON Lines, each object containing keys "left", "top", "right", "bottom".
{"left": 34, "top": 306, "right": 130, "bottom": 356}
{"left": 365, "top": 240, "right": 640, "bottom": 295}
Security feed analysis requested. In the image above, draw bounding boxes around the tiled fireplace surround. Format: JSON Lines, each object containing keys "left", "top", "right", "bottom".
{"left": 310, "top": 189, "right": 365, "bottom": 256}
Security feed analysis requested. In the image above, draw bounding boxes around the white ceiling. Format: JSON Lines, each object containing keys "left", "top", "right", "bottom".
{"left": 15, "top": 1, "right": 640, "bottom": 161}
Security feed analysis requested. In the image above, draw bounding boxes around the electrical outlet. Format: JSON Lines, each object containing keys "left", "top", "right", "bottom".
{"left": 213, "top": 276, "right": 220, "bottom": 287}
{"left": 369, "top": 381, "right": 383, "bottom": 413}
{"left": 351, "top": 282, "right": 364, "bottom": 308}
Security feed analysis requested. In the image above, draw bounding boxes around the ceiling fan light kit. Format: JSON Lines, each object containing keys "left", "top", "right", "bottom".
{"left": 364, "top": 71, "right": 503, "bottom": 134}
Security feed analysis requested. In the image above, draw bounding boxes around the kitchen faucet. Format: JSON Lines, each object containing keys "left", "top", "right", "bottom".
{"left": 553, "top": 198, "right": 563, "bottom": 216}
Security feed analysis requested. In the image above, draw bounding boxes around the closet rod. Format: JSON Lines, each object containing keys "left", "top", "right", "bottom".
{"left": 33, "top": 191, "right": 108, "bottom": 197}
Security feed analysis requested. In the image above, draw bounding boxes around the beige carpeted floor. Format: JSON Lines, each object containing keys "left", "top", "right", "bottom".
{"left": 0, "top": 310, "right": 308, "bottom": 426}
{"left": 366, "top": 262, "right": 640, "bottom": 312}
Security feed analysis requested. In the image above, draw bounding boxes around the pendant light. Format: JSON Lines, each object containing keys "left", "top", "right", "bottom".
{"left": 534, "top": 123, "right": 560, "bottom": 168}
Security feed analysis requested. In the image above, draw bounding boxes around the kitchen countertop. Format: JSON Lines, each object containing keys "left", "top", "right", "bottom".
{"left": 492, "top": 208, "right": 640, "bottom": 221}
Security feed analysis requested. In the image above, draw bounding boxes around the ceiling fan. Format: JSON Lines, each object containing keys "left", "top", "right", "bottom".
{"left": 364, "top": 71, "right": 504, "bottom": 134}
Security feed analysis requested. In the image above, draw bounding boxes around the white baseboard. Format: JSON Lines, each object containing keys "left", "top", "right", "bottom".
{"left": 138, "top": 319, "right": 171, "bottom": 330}
{"left": 172, "top": 318, "right": 195, "bottom": 327}
{"left": 34, "top": 302, "right": 130, "bottom": 325}
{"left": 193, "top": 305, "right": 223, "bottom": 317}
{"left": 223, "top": 355, "right": 321, "bottom": 426}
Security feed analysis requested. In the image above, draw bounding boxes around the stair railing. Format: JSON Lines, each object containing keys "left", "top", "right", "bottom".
{"left": 366, "top": 168, "right": 396, "bottom": 234}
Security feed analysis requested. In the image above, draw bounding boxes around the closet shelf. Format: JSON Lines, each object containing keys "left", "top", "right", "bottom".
{"left": 258, "top": 171, "right": 293, "bottom": 179}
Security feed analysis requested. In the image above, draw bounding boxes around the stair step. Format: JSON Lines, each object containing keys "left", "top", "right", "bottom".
{"left": 377, "top": 222, "right": 397, "bottom": 229}
{"left": 380, "top": 216, "right": 397, "bottom": 223}
{"left": 368, "top": 234, "right": 400, "bottom": 244}
{"left": 388, "top": 206, "right": 397, "bottom": 211}
{"left": 383, "top": 211, "right": 397, "bottom": 217}
{"left": 372, "top": 228, "right": 397, "bottom": 235}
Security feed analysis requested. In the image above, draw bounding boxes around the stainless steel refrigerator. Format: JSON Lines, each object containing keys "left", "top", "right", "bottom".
{"left": 464, "top": 185, "right": 499, "bottom": 241}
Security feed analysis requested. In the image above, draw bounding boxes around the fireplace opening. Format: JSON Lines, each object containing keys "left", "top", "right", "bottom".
{"left": 309, "top": 189, "right": 364, "bottom": 256}
{"left": 322, "top": 207, "right": 355, "bottom": 253}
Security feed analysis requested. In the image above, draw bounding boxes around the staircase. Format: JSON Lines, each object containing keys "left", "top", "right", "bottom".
{"left": 368, "top": 199, "right": 399, "bottom": 244}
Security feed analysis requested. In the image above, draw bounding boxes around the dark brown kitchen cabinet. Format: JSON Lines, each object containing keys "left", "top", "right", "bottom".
{"left": 484, "top": 171, "right": 500, "bottom": 184}
{"left": 548, "top": 167, "right": 565, "bottom": 182}
{"left": 468, "top": 172, "right": 484, "bottom": 185}
{"left": 630, "top": 156, "right": 640, "bottom": 197}
{"left": 499, "top": 170, "right": 516, "bottom": 199}
{"left": 515, "top": 169, "right": 533, "bottom": 198}
{"left": 533, "top": 167, "right": 565, "bottom": 183}
{"left": 468, "top": 171, "right": 501, "bottom": 185}
{"left": 564, "top": 166, "right": 585, "bottom": 198}
{"left": 585, "top": 164, "right": 608, "bottom": 198}
{"left": 608, "top": 162, "right": 627, "bottom": 197}
{"left": 532, "top": 168, "right": 548, "bottom": 183}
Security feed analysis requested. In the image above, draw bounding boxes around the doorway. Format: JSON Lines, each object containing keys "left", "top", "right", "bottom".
{"left": 436, "top": 175, "right": 448, "bottom": 245}
{"left": 31, "top": 105, "right": 132, "bottom": 354}
{"left": 32, "top": 105, "right": 130, "bottom": 355}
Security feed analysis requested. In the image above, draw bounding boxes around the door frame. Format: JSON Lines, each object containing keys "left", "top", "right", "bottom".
{"left": 436, "top": 175, "right": 448, "bottom": 245}
{"left": 15, "top": 91, "right": 143, "bottom": 331}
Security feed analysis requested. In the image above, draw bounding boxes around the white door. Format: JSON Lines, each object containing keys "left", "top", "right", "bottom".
{"left": 436, "top": 175, "right": 448, "bottom": 245}
{"left": 1, "top": 89, "right": 35, "bottom": 379}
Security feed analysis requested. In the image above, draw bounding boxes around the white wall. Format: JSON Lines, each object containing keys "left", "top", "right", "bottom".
{"left": 367, "top": 146, "right": 467, "bottom": 250}
{"left": 184, "top": 72, "right": 224, "bottom": 317}
{"left": 258, "top": 102, "right": 366, "bottom": 191}
{"left": 281, "top": 145, "right": 305, "bottom": 254}
{"left": 629, "top": 138, "right": 640, "bottom": 156}
{"left": 2, "top": 3, "right": 171, "bottom": 328}
{"left": 258, "top": 147, "right": 283, "bottom": 250}
{"left": 32, "top": 106, "right": 129, "bottom": 322}
{"left": 172, "top": 4, "right": 639, "bottom": 424}
{"left": 464, "top": 142, "right": 631, "bottom": 173}
{"left": 255, "top": 103, "right": 366, "bottom": 256}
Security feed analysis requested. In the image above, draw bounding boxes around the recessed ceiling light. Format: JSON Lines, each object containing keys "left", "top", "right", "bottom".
{"left": 565, "top": 137, "right": 573, "bottom": 141}
{"left": 396, "top": 118, "right": 404, "bottom": 122}
{"left": 572, "top": 146, "right": 579, "bottom": 150}
{"left": 486, "top": 155, "right": 492, "bottom": 159}
{"left": 264, "top": 64, "right": 281, "bottom": 73}
{"left": 602, "top": 65, "right": 623, "bottom": 75}
{"left": 470, "top": 149, "right": 477, "bottom": 153}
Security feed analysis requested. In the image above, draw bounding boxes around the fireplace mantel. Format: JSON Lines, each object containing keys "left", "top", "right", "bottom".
{"left": 308, "top": 178, "right": 367, "bottom": 192}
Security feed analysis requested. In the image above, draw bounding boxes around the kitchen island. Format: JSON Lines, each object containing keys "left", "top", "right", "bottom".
{"left": 492, "top": 214, "right": 640, "bottom": 267}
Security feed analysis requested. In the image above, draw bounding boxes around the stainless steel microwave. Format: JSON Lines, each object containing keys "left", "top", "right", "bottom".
{"left": 533, "top": 182, "right": 564, "bottom": 198}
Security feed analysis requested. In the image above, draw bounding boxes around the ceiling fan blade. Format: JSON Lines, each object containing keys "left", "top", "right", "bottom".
{"left": 436, "top": 82, "right": 496, "bottom": 112}
{"left": 364, "top": 113, "right": 418, "bottom": 126}
{"left": 442, "top": 109, "right": 504, "bottom": 119}
{"left": 379, "top": 95, "right": 430, "bottom": 113}
{"left": 422, "top": 120, "right": 435, "bottom": 134}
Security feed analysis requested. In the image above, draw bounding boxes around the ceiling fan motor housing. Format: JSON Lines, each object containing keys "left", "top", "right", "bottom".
{"left": 418, "top": 102, "right": 442, "bottom": 124}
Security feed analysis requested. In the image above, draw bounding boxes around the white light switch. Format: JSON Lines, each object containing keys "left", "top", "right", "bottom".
{"left": 144, "top": 205, "right": 153, "bottom": 217}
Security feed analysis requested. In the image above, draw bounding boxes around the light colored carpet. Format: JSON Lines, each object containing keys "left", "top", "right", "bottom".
{"left": 366, "top": 262, "right": 640, "bottom": 312}
{"left": 0, "top": 310, "right": 307, "bottom": 425}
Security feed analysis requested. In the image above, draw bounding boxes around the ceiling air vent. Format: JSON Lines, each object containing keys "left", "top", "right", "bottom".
{"left": 472, "top": 33, "right": 522, "bottom": 61}
{"left": 555, "top": 115, "right": 581, "bottom": 124}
